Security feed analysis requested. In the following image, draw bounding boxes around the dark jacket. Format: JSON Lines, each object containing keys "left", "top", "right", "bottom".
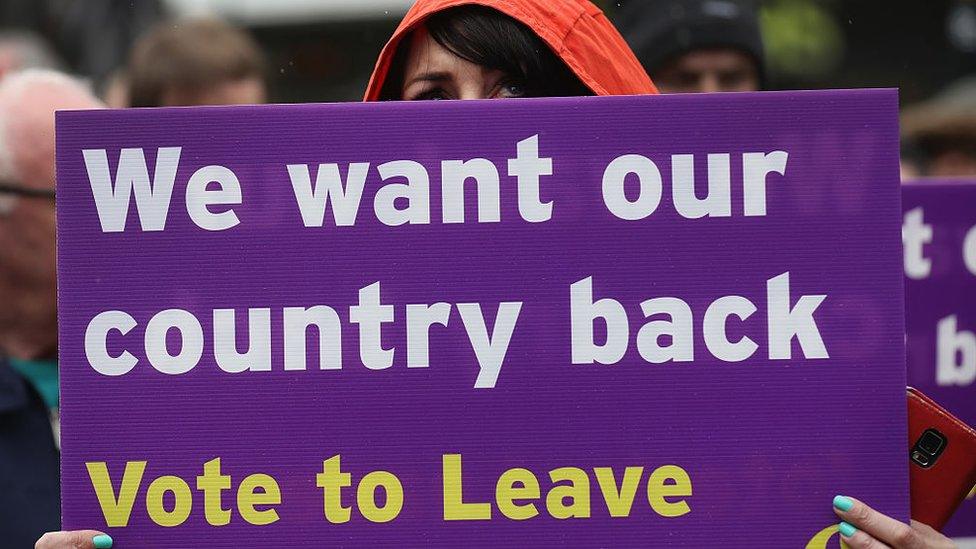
{"left": 0, "top": 356, "right": 60, "bottom": 547}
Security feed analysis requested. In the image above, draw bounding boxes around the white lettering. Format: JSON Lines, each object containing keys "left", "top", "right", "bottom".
{"left": 287, "top": 163, "right": 368, "bottom": 227}
{"left": 507, "top": 135, "right": 553, "bottom": 222}
{"left": 82, "top": 147, "right": 181, "bottom": 232}
{"left": 457, "top": 302, "right": 522, "bottom": 389}
{"left": 902, "top": 207, "right": 933, "bottom": 279}
{"left": 938, "top": 315, "right": 976, "bottom": 386}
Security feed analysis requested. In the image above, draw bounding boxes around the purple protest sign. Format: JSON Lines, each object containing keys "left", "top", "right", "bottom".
{"left": 56, "top": 90, "right": 906, "bottom": 547}
{"left": 903, "top": 180, "right": 976, "bottom": 538}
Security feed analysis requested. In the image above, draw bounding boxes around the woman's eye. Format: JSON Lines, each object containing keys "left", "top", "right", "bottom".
{"left": 413, "top": 88, "right": 449, "bottom": 101}
{"left": 500, "top": 80, "right": 527, "bottom": 98}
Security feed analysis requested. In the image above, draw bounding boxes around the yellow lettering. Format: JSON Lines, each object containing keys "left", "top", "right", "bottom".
{"left": 594, "top": 466, "right": 643, "bottom": 518}
{"left": 647, "top": 465, "right": 691, "bottom": 517}
{"left": 805, "top": 524, "right": 851, "bottom": 549}
{"left": 238, "top": 473, "right": 281, "bottom": 525}
{"left": 195, "top": 457, "right": 231, "bottom": 526}
{"left": 357, "top": 471, "right": 404, "bottom": 523}
{"left": 546, "top": 467, "right": 591, "bottom": 519}
{"left": 85, "top": 461, "right": 146, "bottom": 527}
{"left": 146, "top": 475, "right": 192, "bottom": 527}
{"left": 316, "top": 455, "right": 352, "bottom": 523}
{"left": 442, "top": 454, "right": 491, "bottom": 520}
{"left": 496, "top": 468, "right": 539, "bottom": 520}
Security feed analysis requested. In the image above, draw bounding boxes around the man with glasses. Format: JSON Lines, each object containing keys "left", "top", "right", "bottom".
{"left": 0, "top": 69, "right": 103, "bottom": 548}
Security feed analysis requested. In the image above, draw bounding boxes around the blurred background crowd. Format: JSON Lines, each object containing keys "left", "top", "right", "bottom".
{"left": 1, "top": 0, "right": 975, "bottom": 546}
{"left": 0, "top": 0, "right": 974, "bottom": 174}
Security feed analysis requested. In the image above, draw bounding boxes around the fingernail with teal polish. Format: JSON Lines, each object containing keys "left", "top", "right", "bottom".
{"left": 838, "top": 522, "right": 857, "bottom": 537}
{"left": 93, "top": 534, "right": 113, "bottom": 549}
{"left": 833, "top": 495, "right": 854, "bottom": 511}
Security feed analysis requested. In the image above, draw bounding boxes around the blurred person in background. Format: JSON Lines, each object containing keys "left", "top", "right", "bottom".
{"left": 0, "top": 30, "right": 65, "bottom": 79}
{"left": 0, "top": 0, "right": 163, "bottom": 86}
{"left": 126, "top": 18, "right": 267, "bottom": 108}
{"left": 100, "top": 69, "right": 129, "bottom": 109}
{"left": 614, "top": 0, "right": 764, "bottom": 93}
{"left": 0, "top": 69, "right": 104, "bottom": 549}
{"left": 901, "top": 75, "right": 976, "bottom": 179}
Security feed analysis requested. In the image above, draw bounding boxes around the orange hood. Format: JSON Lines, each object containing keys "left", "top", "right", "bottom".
{"left": 363, "top": 0, "right": 658, "bottom": 100}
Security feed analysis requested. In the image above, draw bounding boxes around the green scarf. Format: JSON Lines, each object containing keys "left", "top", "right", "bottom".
{"left": 8, "top": 357, "right": 58, "bottom": 409}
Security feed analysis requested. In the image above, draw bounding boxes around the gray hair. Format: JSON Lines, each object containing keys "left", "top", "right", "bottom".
{"left": 0, "top": 31, "right": 65, "bottom": 73}
{"left": 0, "top": 70, "right": 99, "bottom": 213}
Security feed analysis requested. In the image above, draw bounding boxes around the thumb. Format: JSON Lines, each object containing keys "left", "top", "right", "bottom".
{"left": 35, "top": 530, "right": 112, "bottom": 549}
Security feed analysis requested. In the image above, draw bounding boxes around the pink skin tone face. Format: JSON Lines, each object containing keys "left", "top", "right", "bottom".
{"left": 162, "top": 77, "right": 266, "bottom": 107}
{"left": 400, "top": 27, "right": 526, "bottom": 101}
{"left": 927, "top": 150, "right": 976, "bottom": 178}
{"left": 0, "top": 76, "right": 103, "bottom": 359}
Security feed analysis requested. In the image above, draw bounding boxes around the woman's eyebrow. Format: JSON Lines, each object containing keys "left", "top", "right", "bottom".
{"left": 405, "top": 71, "right": 452, "bottom": 87}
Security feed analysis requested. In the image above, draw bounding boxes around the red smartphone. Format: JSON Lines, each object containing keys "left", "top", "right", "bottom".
{"left": 907, "top": 387, "right": 976, "bottom": 529}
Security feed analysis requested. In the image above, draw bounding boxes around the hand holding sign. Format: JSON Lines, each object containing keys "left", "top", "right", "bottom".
{"left": 832, "top": 496, "right": 956, "bottom": 549}
{"left": 35, "top": 531, "right": 113, "bottom": 549}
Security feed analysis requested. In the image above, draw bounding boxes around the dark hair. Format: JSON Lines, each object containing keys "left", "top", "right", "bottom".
{"left": 614, "top": 0, "right": 765, "bottom": 82}
{"left": 127, "top": 19, "right": 266, "bottom": 108}
{"left": 380, "top": 5, "right": 592, "bottom": 100}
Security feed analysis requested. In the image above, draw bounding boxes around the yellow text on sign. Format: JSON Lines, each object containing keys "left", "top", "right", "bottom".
{"left": 86, "top": 458, "right": 280, "bottom": 527}
{"left": 442, "top": 454, "right": 692, "bottom": 520}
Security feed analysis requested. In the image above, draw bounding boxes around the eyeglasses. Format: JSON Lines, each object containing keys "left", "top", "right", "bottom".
{"left": 0, "top": 181, "right": 55, "bottom": 200}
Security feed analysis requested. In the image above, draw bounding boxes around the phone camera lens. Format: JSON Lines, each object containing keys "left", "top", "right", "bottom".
{"left": 910, "top": 429, "right": 947, "bottom": 469}
{"left": 910, "top": 450, "right": 931, "bottom": 467}
{"left": 917, "top": 430, "right": 945, "bottom": 455}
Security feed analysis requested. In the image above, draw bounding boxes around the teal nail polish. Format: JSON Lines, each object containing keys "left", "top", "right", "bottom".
{"left": 93, "top": 534, "right": 113, "bottom": 549}
{"left": 833, "top": 495, "right": 854, "bottom": 511}
{"left": 838, "top": 522, "right": 857, "bottom": 537}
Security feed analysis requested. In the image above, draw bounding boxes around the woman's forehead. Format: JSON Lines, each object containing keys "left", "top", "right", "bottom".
{"left": 403, "top": 26, "right": 494, "bottom": 84}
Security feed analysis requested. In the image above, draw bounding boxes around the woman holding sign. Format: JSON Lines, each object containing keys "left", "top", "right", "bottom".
{"left": 359, "top": 1, "right": 958, "bottom": 547}
{"left": 38, "top": 0, "right": 960, "bottom": 547}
